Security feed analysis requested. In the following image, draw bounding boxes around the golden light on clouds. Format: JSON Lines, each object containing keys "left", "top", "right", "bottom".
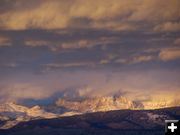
{"left": 0, "top": 36, "right": 12, "bottom": 46}
{"left": 0, "top": 0, "right": 179, "bottom": 31}
{"left": 159, "top": 48, "right": 180, "bottom": 61}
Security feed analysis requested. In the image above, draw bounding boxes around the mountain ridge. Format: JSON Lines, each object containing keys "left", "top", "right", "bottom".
{"left": 0, "top": 96, "right": 180, "bottom": 130}
{"left": 1, "top": 107, "right": 180, "bottom": 135}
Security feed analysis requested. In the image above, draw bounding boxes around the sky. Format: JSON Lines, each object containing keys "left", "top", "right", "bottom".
{"left": 0, "top": 0, "right": 180, "bottom": 104}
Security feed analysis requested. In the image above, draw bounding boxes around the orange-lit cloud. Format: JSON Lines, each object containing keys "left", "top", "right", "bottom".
{"left": 159, "top": 48, "right": 180, "bottom": 61}
{"left": 45, "top": 62, "right": 95, "bottom": 68}
{"left": 0, "top": 36, "right": 12, "bottom": 46}
{"left": 154, "top": 22, "right": 180, "bottom": 32}
{"left": 0, "top": 0, "right": 179, "bottom": 31}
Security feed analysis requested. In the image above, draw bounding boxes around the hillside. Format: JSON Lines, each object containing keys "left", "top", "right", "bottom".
{"left": 1, "top": 107, "right": 180, "bottom": 135}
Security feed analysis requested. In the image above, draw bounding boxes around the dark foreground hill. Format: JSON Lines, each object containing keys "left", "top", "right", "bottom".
{"left": 0, "top": 107, "right": 180, "bottom": 135}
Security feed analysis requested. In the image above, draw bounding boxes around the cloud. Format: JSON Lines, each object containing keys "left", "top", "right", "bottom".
{"left": 159, "top": 48, "right": 180, "bottom": 61}
{"left": 130, "top": 55, "right": 154, "bottom": 64}
{"left": 56, "top": 85, "right": 94, "bottom": 101}
{"left": 60, "top": 36, "right": 118, "bottom": 50}
{"left": 25, "top": 40, "right": 50, "bottom": 47}
{"left": 0, "top": 36, "right": 12, "bottom": 46}
{"left": 23, "top": 36, "right": 119, "bottom": 51}
{"left": 128, "top": 0, "right": 179, "bottom": 21}
{"left": 45, "top": 62, "right": 95, "bottom": 69}
{"left": 115, "top": 55, "right": 154, "bottom": 64}
{"left": 0, "top": 0, "right": 179, "bottom": 31}
{"left": 61, "top": 39, "right": 99, "bottom": 49}
{"left": 25, "top": 39, "right": 93, "bottom": 51}
{"left": 0, "top": 68, "right": 180, "bottom": 103}
{"left": 43, "top": 51, "right": 118, "bottom": 70}
{"left": 0, "top": 63, "right": 18, "bottom": 68}
{"left": 0, "top": 83, "right": 52, "bottom": 102}
{"left": 0, "top": 0, "right": 179, "bottom": 105}
{"left": 154, "top": 22, "right": 180, "bottom": 32}
{"left": 62, "top": 40, "right": 91, "bottom": 49}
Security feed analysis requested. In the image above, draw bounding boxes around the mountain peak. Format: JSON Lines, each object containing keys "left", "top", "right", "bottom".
{"left": 56, "top": 95, "right": 140, "bottom": 113}
{"left": 56, "top": 95, "right": 180, "bottom": 113}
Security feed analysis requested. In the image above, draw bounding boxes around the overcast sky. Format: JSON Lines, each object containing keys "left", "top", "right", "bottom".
{"left": 0, "top": 0, "right": 180, "bottom": 103}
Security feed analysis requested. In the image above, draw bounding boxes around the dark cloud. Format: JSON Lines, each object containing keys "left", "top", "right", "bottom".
{"left": 0, "top": 29, "right": 179, "bottom": 72}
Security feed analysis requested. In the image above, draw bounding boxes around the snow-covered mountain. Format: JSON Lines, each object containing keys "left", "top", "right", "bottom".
{"left": 55, "top": 96, "right": 180, "bottom": 112}
{"left": 143, "top": 99, "right": 180, "bottom": 109}
{"left": 2, "top": 107, "right": 180, "bottom": 135}
{"left": 0, "top": 102, "right": 28, "bottom": 113}
{"left": 55, "top": 96, "right": 143, "bottom": 113}
{"left": 0, "top": 95, "right": 180, "bottom": 129}
{"left": 0, "top": 102, "right": 58, "bottom": 129}
{"left": 0, "top": 102, "right": 57, "bottom": 119}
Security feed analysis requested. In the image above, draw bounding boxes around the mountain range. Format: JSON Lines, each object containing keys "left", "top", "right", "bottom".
{"left": 1, "top": 107, "right": 180, "bottom": 135}
{"left": 0, "top": 95, "right": 180, "bottom": 130}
